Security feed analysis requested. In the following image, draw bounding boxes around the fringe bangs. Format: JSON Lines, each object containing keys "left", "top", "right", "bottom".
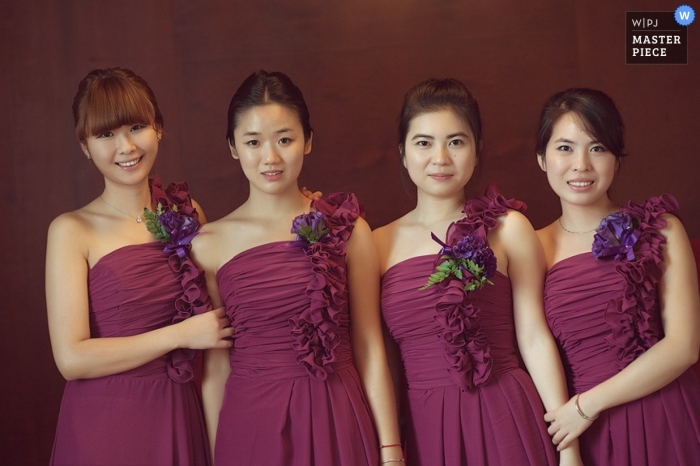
{"left": 77, "top": 78, "right": 157, "bottom": 140}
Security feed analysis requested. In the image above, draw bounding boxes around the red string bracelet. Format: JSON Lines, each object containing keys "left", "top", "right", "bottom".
{"left": 380, "top": 443, "right": 402, "bottom": 449}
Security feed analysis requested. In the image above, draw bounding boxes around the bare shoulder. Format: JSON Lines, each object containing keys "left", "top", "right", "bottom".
{"left": 45, "top": 205, "right": 108, "bottom": 279}
{"left": 347, "top": 217, "right": 375, "bottom": 258}
{"left": 372, "top": 213, "right": 412, "bottom": 249}
{"left": 659, "top": 212, "right": 686, "bottom": 238}
{"left": 353, "top": 215, "right": 372, "bottom": 235}
{"left": 499, "top": 209, "right": 536, "bottom": 234}
{"left": 191, "top": 198, "right": 207, "bottom": 224}
{"left": 372, "top": 218, "right": 400, "bottom": 250}
{"left": 492, "top": 209, "right": 540, "bottom": 251}
{"left": 49, "top": 210, "right": 87, "bottom": 237}
{"left": 191, "top": 213, "right": 233, "bottom": 264}
{"left": 47, "top": 206, "right": 97, "bottom": 252}
{"left": 535, "top": 219, "right": 559, "bottom": 245}
{"left": 190, "top": 208, "right": 253, "bottom": 272}
{"left": 657, "top": 213, "right": 694, "bottom": 263}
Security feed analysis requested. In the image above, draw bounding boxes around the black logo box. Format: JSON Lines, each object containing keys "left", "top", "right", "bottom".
{"left": 626, "top": 11, "right": 688, "bottom": 64}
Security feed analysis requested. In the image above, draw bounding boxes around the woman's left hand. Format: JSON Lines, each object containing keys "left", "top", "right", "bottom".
{"left": 544, "top": 394, "right": 596, "bottom": 450}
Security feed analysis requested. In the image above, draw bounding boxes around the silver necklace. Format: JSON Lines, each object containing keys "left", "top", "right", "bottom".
{"left": 558, "top": 217, "right": 597, "bottom": 234}
{"left": 100, "top": 196, "right": 146, "bottom": 223}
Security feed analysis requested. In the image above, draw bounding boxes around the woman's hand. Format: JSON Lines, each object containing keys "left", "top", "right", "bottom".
{"left": 545, "top": 393, "right": 596, "bottom": 450}
{"left": 176, "top": 307, "right": 234, "bottom": 350}
{"left": 301, "top": 186, "right": 323, "bottom": 200}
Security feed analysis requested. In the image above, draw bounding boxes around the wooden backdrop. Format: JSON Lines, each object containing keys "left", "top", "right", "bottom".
{"left": 1, "top": 1, "right": 697, "bottom": 463}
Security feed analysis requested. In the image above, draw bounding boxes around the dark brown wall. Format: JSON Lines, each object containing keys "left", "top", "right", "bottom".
{"left": 1, "top": 1, "right": 697, "bottom": 464}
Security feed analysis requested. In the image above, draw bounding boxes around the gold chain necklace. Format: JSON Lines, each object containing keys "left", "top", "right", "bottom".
{"left": 558, "top": 217, "right": 597, "bottom": 234}
{"left": 100, "top": 196, "right": 147, "bottom": 223}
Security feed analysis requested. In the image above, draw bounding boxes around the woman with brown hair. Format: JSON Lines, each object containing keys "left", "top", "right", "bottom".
{"left": 47, "top": 67, "right": 233, "bottom": 465}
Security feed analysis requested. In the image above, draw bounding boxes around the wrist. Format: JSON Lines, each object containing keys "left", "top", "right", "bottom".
{"left": 379, "top": 443, "right": 404, "bottom": 461}
{"left": 166, "top": 320, "right": 186, "bottom": 350}
{"left": 575, "top": 393, "right": 599, "bottom": 421}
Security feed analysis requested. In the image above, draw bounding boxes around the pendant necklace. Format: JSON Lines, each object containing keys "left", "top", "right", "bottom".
{"left": 100, "top": 196, "right": 147, "bottom": 223}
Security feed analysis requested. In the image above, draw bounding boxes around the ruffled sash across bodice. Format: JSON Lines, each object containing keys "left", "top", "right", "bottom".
{"left": 544, "top": 194, "right": 680, "bottom": 393}
{"left": 216, "top": 193, "right": 363, "bottom": 381}
{"left": 382, "top": 185, "right": 526, "bottom": 391}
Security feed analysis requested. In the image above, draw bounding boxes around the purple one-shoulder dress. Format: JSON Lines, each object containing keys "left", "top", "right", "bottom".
{"left": 381, "top": 186, "right": 557, "bottom": 466}
{"left": 212, "top": 193, "right": 379, "bottom": 465}
{"left": 51, "top": 179, "right": 210, "bottom": 465}
{"left": 544, "top": 194, "right": 700, "bottom": 465}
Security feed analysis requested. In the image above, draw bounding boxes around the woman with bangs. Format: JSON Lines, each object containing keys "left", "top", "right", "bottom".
{"left": 46, "top": 67, "right": 233, "bottom": 465}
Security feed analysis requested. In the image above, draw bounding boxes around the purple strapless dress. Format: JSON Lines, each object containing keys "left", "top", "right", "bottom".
{"left": 213, "top": 193, "right": 379, "bottom": 466}
{"left": 381, "top": 186, "right": 557, "bottom": 466}
{"left": 50, "top": 180, "right": 210, "bottom": 466}
{"left": 545, "top": 194, "right": 700, "bottom": 465}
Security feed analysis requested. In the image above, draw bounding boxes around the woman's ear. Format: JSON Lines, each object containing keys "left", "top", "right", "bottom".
{"left": 304, "top": 131, "right": 313, "bottom": 155}
{"left": 477, "top": 139, "right": 484, "bottom": 166}
{"left": 229, "top": 139, "right": 239, "bottom": 160}
{"left": 537, "top": 153, "right": 547, "bottom": 172}
{"left": 80, "top": 141, "right": 91, "bottom": 159}
{"left": 399, "top": 145, "right": 407, "bottom": 169}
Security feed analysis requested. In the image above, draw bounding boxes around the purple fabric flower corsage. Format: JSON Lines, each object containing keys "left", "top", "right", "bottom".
{"left": 290, "top": 211, "right": 331, "bottom": 251}
{"left": 144, "top": 203, "right": 201, "bottom": 260}
{"left": 421, "top": 232, "right": 497, "bottom": 292}
{"left": 592, "top": 212, "right": 640, "bottom": 262}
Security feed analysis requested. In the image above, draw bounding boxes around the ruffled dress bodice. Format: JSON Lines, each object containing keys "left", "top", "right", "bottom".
{"left": 544, "top": 194, "right": 679, "bottom": 392}
{"left": 380, "top": 185, "right": 556, "bottom": 466}
{"left": 382, "top": 185, "right": 526, "bottom": 391}
{"left": 217, "top": 193, "right": 361, "bottom": 380}
{"left": 544, "top": 194, "right": 700, "bottom": 465}
{"left": 88, "top": 242, "right": 202, "bottom": 380}
{"left": 213, "top": 193, "right": 379, "bottom": 466}
{"left": 383, "top": 261, "right": 517, "bottom": 389}
{"left": 217, "top": 241, "right": 356, "bottom": 380}
{"left": 51, "top": 178, "right": 211, "bottom": 465}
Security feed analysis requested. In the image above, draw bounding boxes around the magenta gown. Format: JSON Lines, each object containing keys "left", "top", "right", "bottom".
{"left": 50, "top": 180, "right": 211, "bottom": 466}
{"left": 544, "top": 194, "right": 700, "bottom": 466}
{"left": 381, "top": 186, "right": 557, "bottom": 466}
{"left": 213, "top": 193, "right": 379, "bottom": 466}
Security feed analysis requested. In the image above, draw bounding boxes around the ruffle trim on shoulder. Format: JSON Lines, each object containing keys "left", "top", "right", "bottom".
{"left": 446, "top": 184, "right": 527, "bottom": 244}
{"left": 435, "top": 184, "right": 524, "bottom": 390}
{"left": 289, "top": 192, "right": 363, "bottom": 380}
{"left": 150, "top": 177, "right": 211, "bottom": 383}
{"left": 604, "top": 194, "right": 680, "bottom": 368}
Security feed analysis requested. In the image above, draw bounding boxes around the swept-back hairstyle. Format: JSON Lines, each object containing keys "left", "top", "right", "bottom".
{"left": 398, "top": 78, "right": 482, "bottom": 160}
{"left": 535, "top": 87, "right": 626, "bottom": 160}
{"left": 226, "top": 70, "right": 312, "bottom": 145}
{"left": 73, "top": 68, "right": 163, "bottom": 143}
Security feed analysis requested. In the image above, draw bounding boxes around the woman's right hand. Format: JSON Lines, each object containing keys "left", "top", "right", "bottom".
{"left": 177, "top": 307, "right": 234, "bottom": 350}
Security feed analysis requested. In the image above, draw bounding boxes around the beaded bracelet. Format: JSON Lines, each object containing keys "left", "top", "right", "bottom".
{"left": 380, "top": 443, "right": 402, "bottom": 449}
{"left": 575, "top": 393, "right": 599, "bottom": 421}
{"left": 381, "top": 459, "right": 405, "bottom": 464}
